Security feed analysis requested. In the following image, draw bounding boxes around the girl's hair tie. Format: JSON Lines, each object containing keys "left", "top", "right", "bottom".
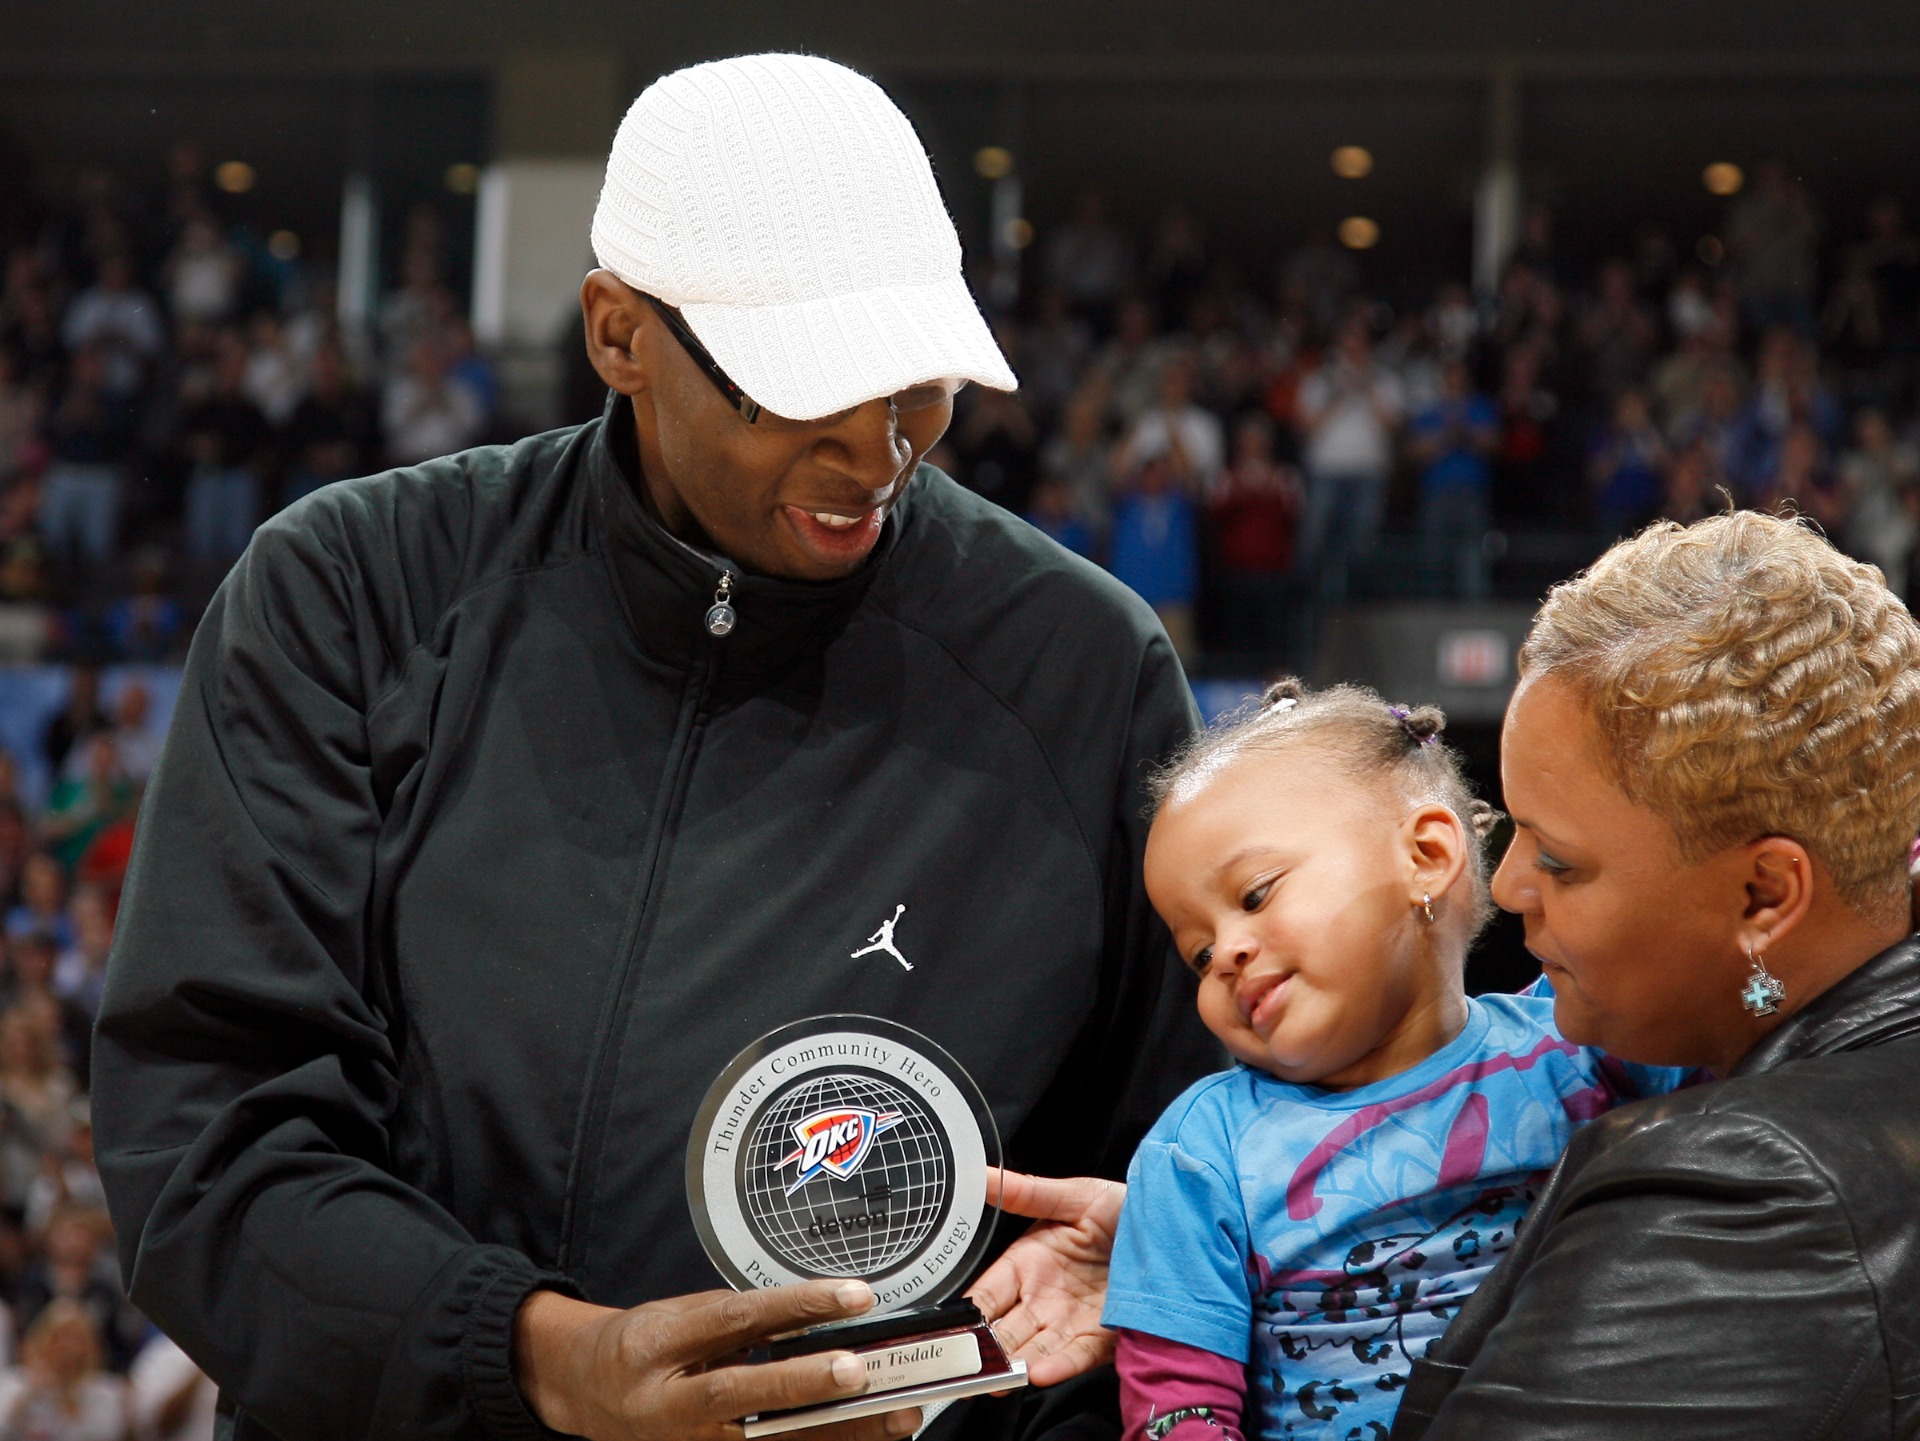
{"left": 1390, "top": 704, "right": 1440, "bottom": 746}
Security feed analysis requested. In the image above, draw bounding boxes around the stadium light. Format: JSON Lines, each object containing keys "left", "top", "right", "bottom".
{"left": 1331, "top": 146, "right": 1374, "bottom": 179}
{"left": 973, "top": 146, "right": 1014, "bottom": 180}
{"left": 1702, "top": 162, "right": 1744, "bottom": 196}
{"left": 1338, "top": 215, "right": 1380, "bottom": 250}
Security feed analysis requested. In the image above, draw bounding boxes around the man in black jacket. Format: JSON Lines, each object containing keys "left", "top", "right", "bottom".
{"left": 92, "top": 52, "right": 1215, "bottom": 1441}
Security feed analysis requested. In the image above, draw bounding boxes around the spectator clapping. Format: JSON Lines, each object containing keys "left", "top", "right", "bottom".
{"left": 0, "top": 704, "right": 215, "bottom": 1439}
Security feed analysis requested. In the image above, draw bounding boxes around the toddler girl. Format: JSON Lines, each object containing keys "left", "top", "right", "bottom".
{"left": 1104, "top": 679, "right": 1687, "bottom": 1441}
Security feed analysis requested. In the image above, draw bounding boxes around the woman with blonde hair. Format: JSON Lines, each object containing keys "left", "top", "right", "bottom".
{"left": 0, "top": 1008, "right": 73, "bottom": 1157}
{"left": 0, "top": 1299, "right": 127, "bottom": 1441}
{"left": 1391, "top": 509, "right": 1920, "bottom": 1437}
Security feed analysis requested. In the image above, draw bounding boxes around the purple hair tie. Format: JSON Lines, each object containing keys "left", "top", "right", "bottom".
{"left": 1390, "top": 705, "right": 1437, "bottom": 745}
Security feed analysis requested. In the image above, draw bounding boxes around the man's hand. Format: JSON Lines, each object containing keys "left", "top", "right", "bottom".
{"left": 968, "top": 1168, "right": 1125, "bottom": 1388}
{"left": 513, "top": 1282, "right": 921, "bottom": 1441}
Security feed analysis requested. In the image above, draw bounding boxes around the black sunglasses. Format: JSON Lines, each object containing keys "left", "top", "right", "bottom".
{"left": 644, "top": 294, "right": 764, "bottom": 424}
{"left": 643, "top": 292, "right": 966, "bottom": 428}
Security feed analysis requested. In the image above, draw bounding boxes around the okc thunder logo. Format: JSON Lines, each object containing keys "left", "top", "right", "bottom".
{"left": 778, "top": 1107, "right": 904, "bottom": 1194}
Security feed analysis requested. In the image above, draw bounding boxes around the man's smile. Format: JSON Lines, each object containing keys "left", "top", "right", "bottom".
{"left": 781, "top": 503, "right": 886, "bottom": 565}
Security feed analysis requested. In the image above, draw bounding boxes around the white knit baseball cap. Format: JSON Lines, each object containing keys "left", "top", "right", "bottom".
{"left": 591, "top": 53, "right": 1018, "bottom": 422}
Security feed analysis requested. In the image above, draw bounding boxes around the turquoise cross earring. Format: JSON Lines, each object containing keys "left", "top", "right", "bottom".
{"left": 1740, "top": 943, "right": 1786, "bottom": 1018}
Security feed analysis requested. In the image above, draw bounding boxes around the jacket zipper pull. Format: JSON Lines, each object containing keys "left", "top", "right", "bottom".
{"left": 705, "top": 570, "right": 738, "bottom": 637}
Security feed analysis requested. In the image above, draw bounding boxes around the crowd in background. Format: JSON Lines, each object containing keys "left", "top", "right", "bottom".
{"left": 0, "top": 660, "right": 213, "bottom": 1440}
{"left": 5, "top": 149, "right": 1920, "bottom": 670}
{"left": 0, "top": 130, "right": 1919, "bottom": 1441}
{"left": 0, "top": 141, "right": 502, "bottom": 664}
{"left": 941, "top": 170, "right": 1920, "bottom": 659}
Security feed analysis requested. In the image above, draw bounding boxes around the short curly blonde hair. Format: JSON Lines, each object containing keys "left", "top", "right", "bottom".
{"left": 1520, "top": 511, "right": 1920, "bottom": 919}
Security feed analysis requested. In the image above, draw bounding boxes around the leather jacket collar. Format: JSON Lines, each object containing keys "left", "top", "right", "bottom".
{"left": 588, "top": 392, "right": 906, "bottom": 684}
{"left": 1733, "top": 931, "right": 1920, "bottom": 1077}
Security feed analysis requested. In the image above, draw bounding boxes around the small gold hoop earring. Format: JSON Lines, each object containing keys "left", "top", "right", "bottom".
{"left": 1419, "top": 894, "right": 1435, "bottom": 924}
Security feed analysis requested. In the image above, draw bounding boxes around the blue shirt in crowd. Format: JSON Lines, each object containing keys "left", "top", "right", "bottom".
{"left": 1408, "top": 395, "right": 1498, "bottom": 495}
{"left": 1588, "top": 424, "right": 1666, "bottom": 520}
{"left": 1023, "top": 508, "right": 1097, "bottom": 561}
{"left": 1104, "top": 992, "right": 1692, "bottom": 1441}
{"left": 1108, "top": 491, "right": 1199, "bottom": 607}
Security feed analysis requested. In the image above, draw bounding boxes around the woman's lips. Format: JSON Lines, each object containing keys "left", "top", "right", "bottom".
{"left": 1238, "top": 972, "right": 1293, "bottom": 1031}
{"left": 783, "top": 505, "right": 884, "bottom": 564}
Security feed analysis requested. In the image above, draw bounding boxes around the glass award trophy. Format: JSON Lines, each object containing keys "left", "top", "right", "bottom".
{"left": 687, "top": 1015, "right": 1029, "bottom": 1436}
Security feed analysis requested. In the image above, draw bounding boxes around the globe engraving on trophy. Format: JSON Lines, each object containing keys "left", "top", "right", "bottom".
{"left": 739, "top": 1069, "right": 953, "bottom": 1279}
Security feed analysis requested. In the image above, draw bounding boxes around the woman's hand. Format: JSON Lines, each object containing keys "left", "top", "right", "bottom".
{"left": 968, "top": 1168, "right": 1126, "bottom": 1387}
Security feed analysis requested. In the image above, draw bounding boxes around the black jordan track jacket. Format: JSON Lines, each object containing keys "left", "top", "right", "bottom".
{"left": 91, "top": 397, "right": 1218, "bottom": 1439}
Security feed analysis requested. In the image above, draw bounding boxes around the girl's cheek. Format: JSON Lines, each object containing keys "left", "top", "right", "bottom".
{"left": 1196, "top": 983, "right": 1240, "bottom": 1036}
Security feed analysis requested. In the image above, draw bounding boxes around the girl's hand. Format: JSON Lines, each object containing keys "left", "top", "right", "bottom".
{"left": 968, "top": 1169, "right": 1126, "bottom": 1386}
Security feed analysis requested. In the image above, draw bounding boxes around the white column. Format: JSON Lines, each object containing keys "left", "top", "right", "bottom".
{"left": 336, "top": 172, "right": 379, "bottom": 369}
{"left": 475, "top": 50, "right": 623, "bottom": 430}
{"left": 985, "top": 79, "right": 1028, "bottom": 311}
{"left": 468, "top": 159, "right": 604, "bottom": 430}
{"left": 1472, "top": 58, "right": 1521, "bottom": 298}
{"left": 988, "top": 174, "right": 1024, "bottom": 310}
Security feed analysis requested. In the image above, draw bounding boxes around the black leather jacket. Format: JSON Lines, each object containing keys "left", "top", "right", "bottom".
{"left": 1392, "top": 933, "right": 1920, "bottom": 1441}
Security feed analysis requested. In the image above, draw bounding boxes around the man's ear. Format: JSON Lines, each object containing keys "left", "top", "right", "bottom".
{"left": 1741, "top": 835, "right": 1815, "bottom": 954}
{"left": 1405, "top": 803, "right": 1468, "bottom": 907}
{"left": 580, "top": 269, "right": 653, "bottom": 396}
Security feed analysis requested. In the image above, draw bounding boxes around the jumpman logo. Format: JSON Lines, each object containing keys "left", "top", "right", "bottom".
{"left": 851, "top": 904, "right": 912, "bottom": 971}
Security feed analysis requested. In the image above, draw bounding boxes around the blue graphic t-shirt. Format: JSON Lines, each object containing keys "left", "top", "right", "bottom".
{"left": 1104, "top": 993, "right": 1691, "bottom": 1441}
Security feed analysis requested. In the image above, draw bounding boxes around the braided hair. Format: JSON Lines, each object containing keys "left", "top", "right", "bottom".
{"left": 1150, "top": 676, "right": 1504, "bottom": 936}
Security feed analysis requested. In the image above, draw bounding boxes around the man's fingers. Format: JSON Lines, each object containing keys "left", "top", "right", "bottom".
{"left": 986, "top": 1168, "right": 1120, "bottom": 1225}
{"left": 685, "top": 1350, "right": 870, "bottom": 1423}
{"left": 807, "top": 1408, "right": 924, "bottom": 1441}
{"left": 984, "top": 1301, "right": 1038, "bottom": 1357}
{"left": 966, "top": 1255, "right": 1018, "bottom": 1322}
{"left": 1022, "top": 1351, "right": 1080, "bottom": 1388}
{"left": 648, "top": 1288, "right": 738, "bottom": 1318}
{"left": 1003, "top": 1317, "right": 1063, "bottom": 1368}
{"left": 1021, "top": 1329, "right": 1115, "bottom": 1388}
{"left": 667, "top": 1281, "right": 876, "bottom": 1363}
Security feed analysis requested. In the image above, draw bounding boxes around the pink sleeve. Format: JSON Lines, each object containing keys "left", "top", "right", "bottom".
{"left": 1115, "top": 1327, "right": 1247, "bottom": 1441}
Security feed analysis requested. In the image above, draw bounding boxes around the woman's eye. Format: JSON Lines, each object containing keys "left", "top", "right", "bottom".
{"left": 1241, "top": 882, "right": 1273, "bottom": 912}
{"left": 1189, "top": 946, "right": 1213, "bottom": 976}
{"left": 1534, "top": 850, "right": 1573, "bottom": 881}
